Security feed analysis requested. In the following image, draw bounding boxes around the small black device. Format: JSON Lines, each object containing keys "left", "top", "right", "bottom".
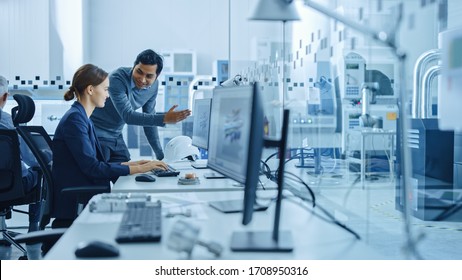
{"left": 151, "top": 165, "right": 180, "bottom": 177}
{"left": 203, "top": 172, "right": 226, "bottom": 179}
{"left": 74, "top": 240, "right": 120, "bottom": 258}
{"left": 115, "top": 201, "right": 162, "bottom": 243}
{"left": 135, "top": 174, "right": 156, "bottom": 182}
{"left": 191, "top": 161, "right": 208, "bottom": 169}
{"left": 209, "top": 199, "right": 268, "bottom": 213}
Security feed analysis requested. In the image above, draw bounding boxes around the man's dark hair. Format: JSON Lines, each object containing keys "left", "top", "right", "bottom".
{"left": 134, "top": 49, "right": 163, "bottom": 75}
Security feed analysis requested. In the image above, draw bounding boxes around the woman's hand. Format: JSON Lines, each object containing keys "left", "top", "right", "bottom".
{"left": 122, "top": 159, "right": 151, "bottom": 167}
{"left": 143, "top": 160, "right": 168, "bottom": 171}
{"left": 128, "top": 160, "right": 168, "bottom": 174}
{"left": 131, "top": 159, "right": 151, "bottom": 166}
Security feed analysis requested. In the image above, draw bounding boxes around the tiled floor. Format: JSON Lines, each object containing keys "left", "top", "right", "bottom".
{"left": 1, "top": 206, "right": 42, "bottom": 260}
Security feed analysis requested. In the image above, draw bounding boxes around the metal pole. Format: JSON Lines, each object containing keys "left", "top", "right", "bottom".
{"left": 282, "top": 20, "right": 287, "bottom": 108}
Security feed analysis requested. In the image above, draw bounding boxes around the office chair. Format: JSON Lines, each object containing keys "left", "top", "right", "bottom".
{"left": 12, "top": 94, "right": 53, "bottom": 229}
{"left": 0, "top": 129, "right": 43, "bottom": 259}
{"left": 11, "top": 94, "right": 107, "bottom": 229}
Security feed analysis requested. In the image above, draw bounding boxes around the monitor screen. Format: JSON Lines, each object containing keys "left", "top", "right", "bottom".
{"left": 191, "top": 98, "right": 212, "bottom": 150}
{"left": 208, "top": 84, "right": 264, "bottom": 225}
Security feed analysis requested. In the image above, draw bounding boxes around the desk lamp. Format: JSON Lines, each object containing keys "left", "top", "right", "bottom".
{"left": 249, "top": 0, "right": 300, "bottom": 108}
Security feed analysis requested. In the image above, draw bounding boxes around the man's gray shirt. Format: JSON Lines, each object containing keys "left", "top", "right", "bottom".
{"left": 91, "top": 67, "right": 165, "bottom": 158}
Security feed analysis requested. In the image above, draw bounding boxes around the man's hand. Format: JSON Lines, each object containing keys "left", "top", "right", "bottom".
{"left": 163, "top": 105, "right": 191, "bottom": 124}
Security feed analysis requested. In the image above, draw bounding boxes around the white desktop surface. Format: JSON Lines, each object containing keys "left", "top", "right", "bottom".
{"left": 45, "top": 191, "right": 385, "bottom": 260}
{"left": 112, "top": 161, "right": 275, "bottom": 193}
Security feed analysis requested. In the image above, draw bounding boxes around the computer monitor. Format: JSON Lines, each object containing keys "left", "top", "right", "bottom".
{"left": 207, "top": 83, "right": 264, "bottom": 225}
{"left": 191, "top": 98, "right": 212, "bottom": 150}
{"left": 208, "top": 83, "right": 293, "bottom": 252}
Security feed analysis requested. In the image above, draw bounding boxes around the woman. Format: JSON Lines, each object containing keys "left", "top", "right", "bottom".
{"left": 51, "top": 64, "right": 166, "bottom": 225}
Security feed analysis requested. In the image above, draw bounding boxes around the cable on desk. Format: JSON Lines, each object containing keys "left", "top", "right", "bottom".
{"left": 257, "top": 178, "right": 266, "bottom": 190}
{"left": 284, "top": 195, "right": 361, "bottom": 240}
{"left": 263, "top": 151, "right": 277, "bottom": 163}
{"left": 261, "top": 158, "right": 316, "bottom": 207}
{"left": 256, "top": 164, "right": 359, "bottom": 240}
{"left": 259, "top": 160, "right": 279, "bottom": 190}
{"left": 264, "top": 148, "right": 313, "bottom": 165}
{"left": 283, "top": 171, "right": 316, "bottom": 208}
{"left": 260, "top": 159, "right": 275, "bottom": 180}
{"left": 264, "top": 152, "right": 313, "bottom": 180}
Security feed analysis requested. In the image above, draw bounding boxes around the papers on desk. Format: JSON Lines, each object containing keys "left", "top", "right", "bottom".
{"left": 77, "top": 193, "right": 209, "bottom": 224}
{"left": 155, "top": 192, "right": 209, "bottom": 220}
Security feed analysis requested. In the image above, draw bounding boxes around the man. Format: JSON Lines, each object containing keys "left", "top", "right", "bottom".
{"left": 0, "top": 75, "right": 41, "bottom": 232}
{"left": 91, "top": 49, "right": 191, "bottom": 162}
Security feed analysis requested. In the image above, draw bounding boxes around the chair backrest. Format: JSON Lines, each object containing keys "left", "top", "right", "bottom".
{"left": 16, "top": 125, "right": 54, "bottom": 227}
{"left": 11, "top": 94, "right": 35, "bottom": 126}
{"left": 0, "top": 129, "right": 26, "bottom": 204}
{"left": 11, "top": 94, "right": 54, "bottom": 226}
{"left": 11, "top": 94, "right": 108, "bottom": 226}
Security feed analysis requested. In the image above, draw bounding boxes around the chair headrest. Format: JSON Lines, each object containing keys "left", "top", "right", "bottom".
{"left": 12, "top": 94, "right": 36, "bottom": 126}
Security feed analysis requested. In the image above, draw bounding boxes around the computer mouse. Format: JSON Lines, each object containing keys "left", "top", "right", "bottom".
{"left": 75, "top": 240, "right": 120, "bottom": 258}
{"left": 135, "top": 174, "right": 156, "bottom": 182}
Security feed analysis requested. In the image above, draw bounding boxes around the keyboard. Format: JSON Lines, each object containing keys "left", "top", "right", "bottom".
{"left": 115, "top": 201, "right": 162, "bottom": 243}
{"left": 151, "top": 164, "right": 180, "bottom": 177}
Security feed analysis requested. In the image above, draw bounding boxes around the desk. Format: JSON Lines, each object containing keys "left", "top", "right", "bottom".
{"left": 112, "top": 162, "right": 276, "bottom": 193}
{"left": 45, "top": 191, "right": 385, "bottom": 260}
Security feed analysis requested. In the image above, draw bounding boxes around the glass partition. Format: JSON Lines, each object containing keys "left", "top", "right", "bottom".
{"left": 230, "top": 0, "right": 462, "bottom": 260}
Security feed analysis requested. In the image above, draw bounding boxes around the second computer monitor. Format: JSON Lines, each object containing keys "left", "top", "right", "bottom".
{"left": 191, "top": 98, "right": 212, "bottom": 150}
{"left": 207, "top": 83, "right": 264, "bottom": 225}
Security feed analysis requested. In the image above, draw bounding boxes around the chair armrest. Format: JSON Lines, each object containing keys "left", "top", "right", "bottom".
{"left": 31, "top": 166, "right": 42, "bottom": 172}
{"left": 61, "top": 186, "right": 109, "bottom": 195}
{"left": 14, "top": 228, "right": 67, "bottom": 244}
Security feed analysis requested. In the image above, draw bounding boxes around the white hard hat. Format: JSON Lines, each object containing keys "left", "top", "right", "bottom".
{"left": 164, "top": 136, "right": 200, "bottom": 163}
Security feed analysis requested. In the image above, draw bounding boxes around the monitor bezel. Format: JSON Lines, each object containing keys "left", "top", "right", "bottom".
{"left": 191, "top": 98, "right": 212, "bottom": 150}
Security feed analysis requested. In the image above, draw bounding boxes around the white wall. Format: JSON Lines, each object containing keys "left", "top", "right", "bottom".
{"left": 49, "top": 0, "right": 84, "bottom": 79}
{"left": 1, "top": 0, "right": 230, "bottom": 84}
{"left": 0, "top": 0, "right": 50, "bottom": 81}
{"left": 84, "top": 0, "right": 229, "bottom": 75}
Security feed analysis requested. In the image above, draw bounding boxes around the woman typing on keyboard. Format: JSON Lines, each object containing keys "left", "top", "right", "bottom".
{"left": 51, "top": 64, "right": 168, "bottom": 227}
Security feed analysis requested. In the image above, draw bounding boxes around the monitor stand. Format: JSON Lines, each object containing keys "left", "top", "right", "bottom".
{"left": 209, "top": 200, "right": 268, "bottom": 213}
{"left": 230, "top": 109, "right": 293, "bottom": 252}
{"left": 203, "top": 172, "right": 226, "bottom": 179}
{"left": 230, "top": 231, "right": 293, "bottom": 252}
